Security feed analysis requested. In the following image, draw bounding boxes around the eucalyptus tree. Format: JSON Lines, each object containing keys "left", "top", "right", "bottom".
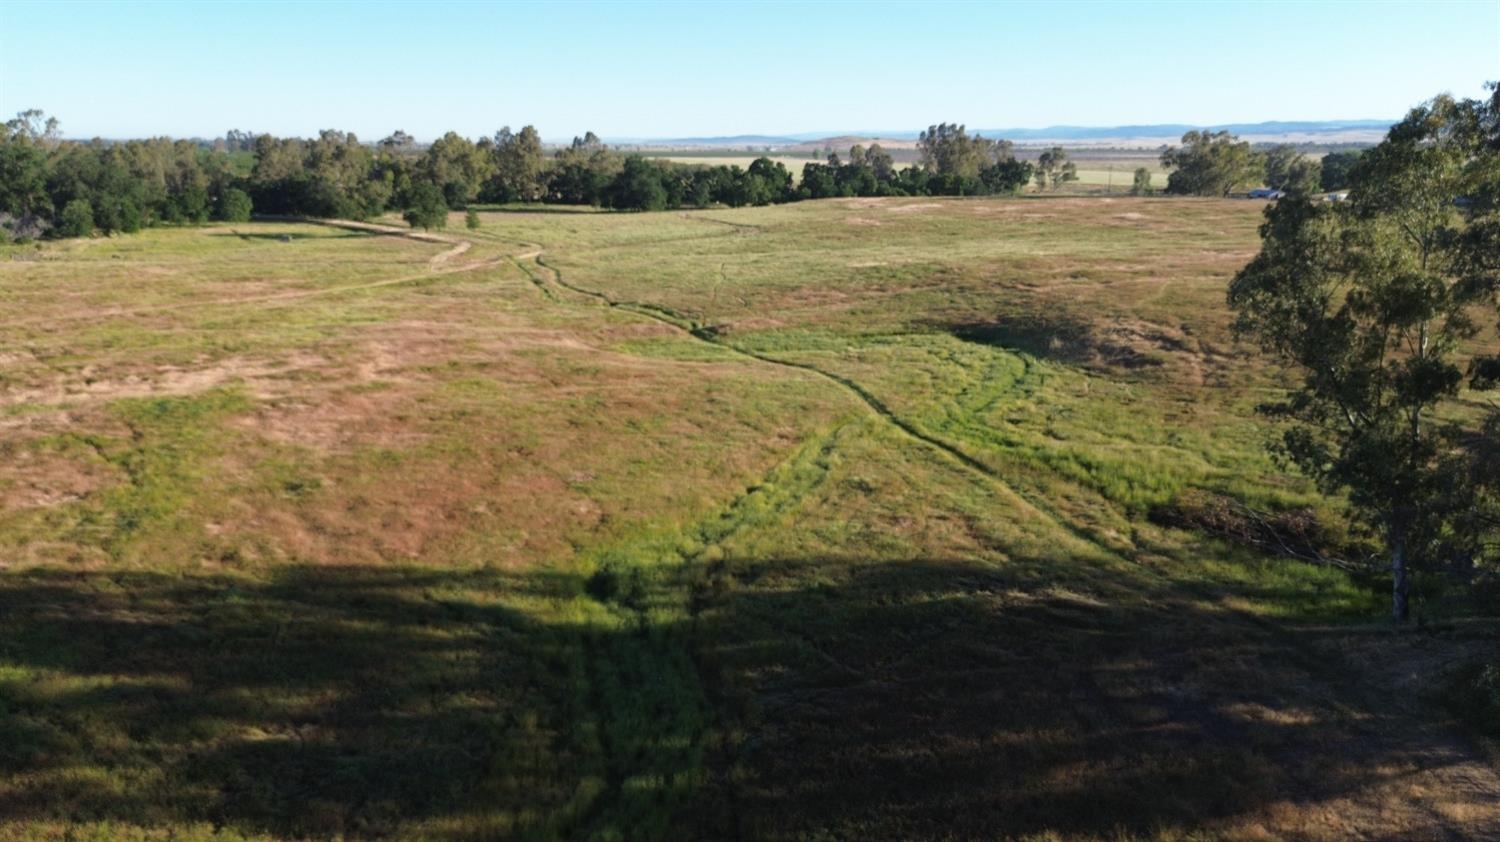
{"left": 1262, "top": 143, "right": 1301, "bottom": 190}
{"left": 420, "top": 131, "right": 492, "bottom": 209}
{"left": 1162, "top": 130, "right": 1263, "bottom": 196}
{"left": 549, "top": 131, "right": 619, "bottom": 205}
{"left": 865, "top": 143, "right": 896, "bottom": 181}
{"left": 1320, "top": 150, "right": 1363, "bottom": 192}
{"left": 0, "top": 111, "right": 55, "bottom": 222}
{"left": 1228, "top": 90, "right": 1499, "bottom": 621}
{"left": 1034, "top": 146, "right": 1077, "bottom": 191}
{"left": 918, "top": 123, "right": 988, "bottom": 181}
{"left": 488, "top": 125, "right": 547, "bottom": 202}
{"left": 1130, "top": 167, "right": 1153, "bottom": 195}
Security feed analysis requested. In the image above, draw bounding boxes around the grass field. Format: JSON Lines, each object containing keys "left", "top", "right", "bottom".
{"left": 1, "top": 198, "right": 1496, "bottom": 840}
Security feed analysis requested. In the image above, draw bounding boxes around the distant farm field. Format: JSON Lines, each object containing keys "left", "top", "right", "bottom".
{"left": 645, "top": 154, "right": 828, "bottom": 178}
{"left": 645, "top": 153, "right": 1167, "bottom": 191}
{"left": 2, "top": 198, "right": 1496, "bottom": 840}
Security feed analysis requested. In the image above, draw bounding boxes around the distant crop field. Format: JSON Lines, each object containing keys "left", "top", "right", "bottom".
{"left": 645, "top": 153, "right": 832, "bottom": 179}
{"left": 2, "top": 198, "right": 1495, "bottom": 840}
{"left": 645, "top": 153, "right": 1167, "bottom": 191}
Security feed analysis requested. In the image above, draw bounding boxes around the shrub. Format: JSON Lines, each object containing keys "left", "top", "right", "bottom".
{"left": 402, "top": 182, "right": 447, "bottom": 230}
{"left": 1131, "top": 167, "right": 1153, "bottom": 196}
{"left": 216, "top": 188, "right": 253, "bottom": 222}
{"left": 58, "top": 198, "right": 94, "bottom": 238}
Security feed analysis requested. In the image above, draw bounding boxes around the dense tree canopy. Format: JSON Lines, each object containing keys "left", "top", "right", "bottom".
{"left": 917, "top": 123, "right": 1014, "bottom": 182}
{"left": 5, "top": 111, "right": 1278, "bottom": 241}
{"left": 1262, "top": 144, "right": 1300, "bottom": 190}
{"left": 1319, "top": 150, "right": 1363, "bottom": 191}
{"left": 1261, "top": 144, "right": 1323, "bottom": 196}
{"left": 487, "top": 126, "right": 547, "bottom": 203}
{"left": 549, "top": 132, "right": 619, "bottom": 205}
{"left": 420, "top": 131, "right": 491, "bottom": 209}
{"left": 0, "top": 111, "right": 247, "bottom": 239}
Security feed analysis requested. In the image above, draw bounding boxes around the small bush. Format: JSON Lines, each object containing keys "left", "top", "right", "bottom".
{"left": 403, "top": 183, "right": 447, "bottom": 230}
{"left": 118, "top": 199, "right": 144, "bottom": 232}
{"left": 1130, "top": 167, "right": 1153, "bottom": 196}
{"left": 465, "top": 208, "right": 480, "bottom": 230}
{"left": 58, "top": 199, "right": 94, "bottom": 238}
{"left": 442, "top": 181, "right": 469, "bottom": 210}
{"left": 216, "top": 187, "right": 253, "bottom": 222}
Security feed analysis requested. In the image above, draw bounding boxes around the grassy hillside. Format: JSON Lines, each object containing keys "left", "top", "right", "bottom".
{"left": 0, "top": 199, "right": 1494, "bottom": 840}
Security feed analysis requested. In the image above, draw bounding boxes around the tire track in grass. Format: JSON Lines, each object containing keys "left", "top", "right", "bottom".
{"left": 555, "top": 422, "right": 851, "bottom": 839}
{"left": 528, "top": 252, "right": 1119, "bottom": 560}
{"left": 677, "top": 212, "right": 765, "bottom": 233}
{"left": 512, "top": 255, "right": 558, "bottom": 301}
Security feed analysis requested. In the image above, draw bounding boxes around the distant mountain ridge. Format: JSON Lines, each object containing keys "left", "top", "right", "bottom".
{"left": 615, "top": 134, "right": 804, "bottom": 146}
{"left": 617, "top": 119, "right": 1395, "bottom": 148}
{"left": 969, "top": 119, "right": 1395, "bottom": 142}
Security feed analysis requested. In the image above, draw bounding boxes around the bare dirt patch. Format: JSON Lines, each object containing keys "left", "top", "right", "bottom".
{"left": 0, "top": 448, "right": 114, "bottom": 511}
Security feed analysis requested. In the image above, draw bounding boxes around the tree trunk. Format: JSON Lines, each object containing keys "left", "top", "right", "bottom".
{"left": 1391, "top": 532, "right": 1410, "bottom": 623}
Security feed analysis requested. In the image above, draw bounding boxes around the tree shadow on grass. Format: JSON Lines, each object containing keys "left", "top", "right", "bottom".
{"left": 209, "top": 231, "right": 370, "bottom": 242}
{"left": 689, "top": 555, "right": 1497, "bottom": 840}
{"left": 0, "top": 565, "right": 591, "bottom": 839}
{"left": 0, "top": 557, "right": 1492, "bottom": 840}
{"left": 467, "top": 205, "right": 606, "bottom": 216}
{"left": 942, "top": 316, "right": 1166, "bottom": 372}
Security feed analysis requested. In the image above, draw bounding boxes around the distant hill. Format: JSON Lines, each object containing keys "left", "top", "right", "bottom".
{"left": 971, "top": 119, "right": 1395, "bottom": 143}
{"left": 612, "top": 134, "right": 803, "bottom": 148}
{"left": 619, "top": 120, "right": 1394, "bottom": 150}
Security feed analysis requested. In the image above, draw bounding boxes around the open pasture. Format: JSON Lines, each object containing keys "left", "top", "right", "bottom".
{"left": 1, "top": 198, "right": 1495, "bottom": 840}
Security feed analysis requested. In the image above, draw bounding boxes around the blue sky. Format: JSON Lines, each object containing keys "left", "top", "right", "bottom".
{"left": 1, "top": 0, "right": 1496, "bottom": 141}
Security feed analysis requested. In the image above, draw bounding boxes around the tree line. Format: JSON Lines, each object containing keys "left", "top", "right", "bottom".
{"left": 1159, "top": 130, "right": 1366, "bottom": 197}
{"left": 1, "top": 117, "right": 1049, "bottom": 239}
{"left": 0, "top": 110, "right": 254, "bottom": 239}
{"left": 0, "top": 109, "right": 1415, "bottom": 241}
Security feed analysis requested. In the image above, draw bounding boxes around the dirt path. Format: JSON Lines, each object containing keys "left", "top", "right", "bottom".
{"left": 0, "top": 219, "right": 500, "bottom": 329}
{"left": 279, "top": 217, "right": 473, "bottom": 269}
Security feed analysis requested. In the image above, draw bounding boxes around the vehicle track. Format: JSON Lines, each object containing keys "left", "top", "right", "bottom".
{"left": 525, "top": 251, "right": 1119, "bottom": 560}
{"left": 561, "top": 422, "right": 851, "bottom": 839}
{"left": 0, "top": 218, "right": 509, "bottom": 329}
